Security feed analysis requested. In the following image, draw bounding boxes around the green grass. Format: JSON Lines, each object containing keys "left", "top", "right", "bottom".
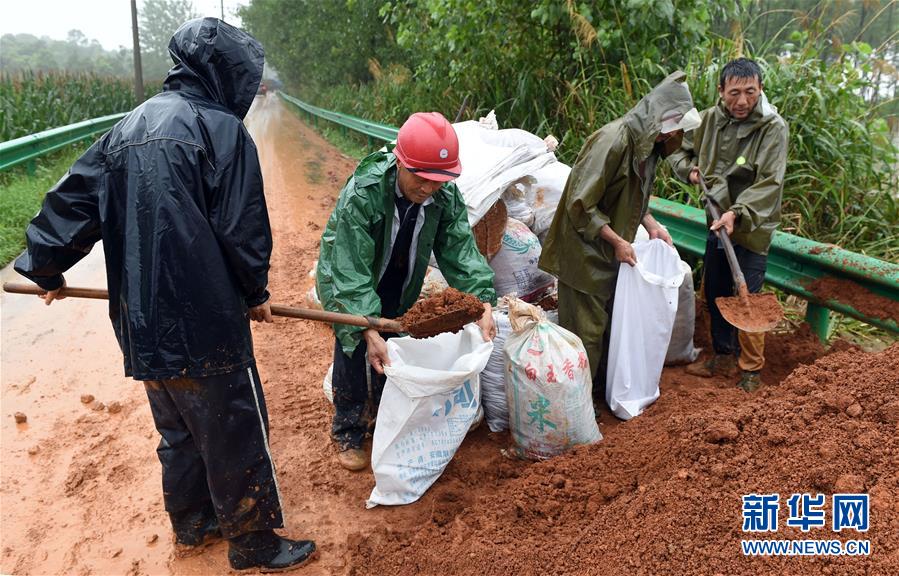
{"left": 0, "top": 146, "right": 82, "bottom": 266}
{"left": 316, "top": 124, "right": 377, "bottom": 160}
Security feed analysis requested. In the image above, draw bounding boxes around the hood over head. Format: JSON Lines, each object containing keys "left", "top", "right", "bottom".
{"left": 163, "top": 17, "right": 264, "bottom": 119}
{"left": 624, "top": 70, "right": 696, "bottom": 161}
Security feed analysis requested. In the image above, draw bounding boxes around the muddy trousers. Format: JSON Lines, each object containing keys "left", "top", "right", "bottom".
{"left": 703, "top": 232, "right": 767, "bottom": 372}
{"left": 144, "top": 363, "right": 284, "bottom": 539}
{"left": 330, "top": 337, "right": 390, "bottom": 451}
{"left": 557, "top": 278, "right": 617, "bottom": 404}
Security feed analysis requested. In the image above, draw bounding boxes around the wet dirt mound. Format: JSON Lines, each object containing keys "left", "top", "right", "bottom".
{"left": 351, "top": 344, "right": 899, "bottom": 575}
{"left": 807, "top": 276, "right": 899, "bottom": 323}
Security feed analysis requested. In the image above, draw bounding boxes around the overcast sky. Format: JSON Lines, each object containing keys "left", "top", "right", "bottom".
{"left": 1, "top": 0, "right": 248, "bottom": 51}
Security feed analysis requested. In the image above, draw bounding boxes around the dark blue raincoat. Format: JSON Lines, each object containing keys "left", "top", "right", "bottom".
{"left": 15, "top": 17, "right": 271, "bottom": 381}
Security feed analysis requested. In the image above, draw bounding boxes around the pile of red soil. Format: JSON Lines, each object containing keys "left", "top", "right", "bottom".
{"left": 399, "top": 288, "right": 485, "bottom": 337}
{"left": 351, "top": 344, "right": 899, "bottom": 575}
{"left": 807, "top": 276, "right": 899, "bottom": 323}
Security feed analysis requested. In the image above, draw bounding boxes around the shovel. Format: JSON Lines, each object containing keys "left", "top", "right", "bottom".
{"left": 698, "top": 179, "right": 783, "bottom": 333}
{"left": 2, "top": 282, "right": 483, "bottom": 339}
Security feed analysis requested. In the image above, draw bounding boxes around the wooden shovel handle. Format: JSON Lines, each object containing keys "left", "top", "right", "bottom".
{"left": 699, "top": 179, "right": 749, "bottom": 296}
{"left": 2, "top": 282, "right": 404, "bottom": 333}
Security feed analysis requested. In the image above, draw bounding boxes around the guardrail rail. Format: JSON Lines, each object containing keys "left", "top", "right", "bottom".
{"left": 0, "top": 113, "right": 127, "bottom": 173}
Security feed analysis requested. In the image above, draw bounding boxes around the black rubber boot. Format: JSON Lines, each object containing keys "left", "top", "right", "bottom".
{"left": 228, "top": 530, "right": 317, "bottom": 573}
{"left": 169, "top": 504, "right": 223, "bottom": 557}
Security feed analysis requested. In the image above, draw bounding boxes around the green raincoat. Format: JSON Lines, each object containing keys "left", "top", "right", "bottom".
{"left": 668, "top": 95, "right": 788, "bottom": 254}
{"left": 539, "top": 71, "right": 696, "bottom": 294}
{"left": 317, "top": 150, "right": 496, "bottom": 355}
{"left": 538, "top": 71, "right": 696, "bottom": 383}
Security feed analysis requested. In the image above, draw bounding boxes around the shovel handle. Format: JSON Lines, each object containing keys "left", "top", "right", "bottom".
{"left": 2, "top": 282, "right": 404, "bottom": 333}
{"left": 699, "top": 179, "right": 749, "bottom": 297}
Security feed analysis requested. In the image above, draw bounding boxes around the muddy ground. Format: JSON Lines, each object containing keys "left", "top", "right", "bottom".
{"left": 2, "top": 94, "right": 895, "bottom": 575}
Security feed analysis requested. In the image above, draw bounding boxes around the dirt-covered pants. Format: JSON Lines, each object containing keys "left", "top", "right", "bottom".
{"left": 703, "top": 232, "right": 768, "bottom": 372}
{"left": 330, "top": 336, "right": 392, "bottom": 451}
{"left": 144, "top": 363, "right": 283, "bottom": 539}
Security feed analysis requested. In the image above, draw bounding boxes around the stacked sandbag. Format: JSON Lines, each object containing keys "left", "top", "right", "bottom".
{"left": 529, "top": 162, "right": 571, "bottom": 236}
{"left": 504, "top": 298, "right": 602, "bottom": 460}
{"left": 367, "top": 324, "right": 493, "bottom": 507}
{"left": 419, "top": 266, "right": 449, "bottom": 300}
{"left": 481, "top": 311, "right": 512, "bottom": 432}
{"left": 451, "top": 119, "right": 557, "bottom": 226}
{"left": 489, "top": 218, "right": 555, "bottom": 301}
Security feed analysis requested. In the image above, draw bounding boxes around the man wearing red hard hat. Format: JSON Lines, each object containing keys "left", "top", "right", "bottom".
{"left": 317, "top": 112, "right": 497, "bottom": 471}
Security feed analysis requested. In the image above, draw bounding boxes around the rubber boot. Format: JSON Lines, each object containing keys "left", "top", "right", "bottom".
{"left": 738, "top": 370, "right": 762, "bottom": 392}
{"left": 685, "top": 354, "right": 737, "bottom": 378}
{"left": 228, "top": 530, "right": 317, "bottom": 573}
{"left": 169, "top": 504, "right": 223, "bottom": 558}
{"left": 336, "top": 448, "right": 368, "bottom": 471}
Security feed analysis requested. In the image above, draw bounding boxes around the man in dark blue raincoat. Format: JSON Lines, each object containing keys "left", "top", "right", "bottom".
{"left": 15, "top": 18, "right": 315, "bottom": 572}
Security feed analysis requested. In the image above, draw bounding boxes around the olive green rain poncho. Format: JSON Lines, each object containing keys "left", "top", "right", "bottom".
{"left": 539, "top": 71, "right": 696, "bottom": 383}
{"left": 668, "top": 94, "right": 788, "bottom": 255}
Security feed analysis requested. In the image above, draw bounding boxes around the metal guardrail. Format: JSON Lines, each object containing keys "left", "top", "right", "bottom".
{"left": 0, "top": 113, "right": 127, "bottom": 173}
{"left": 279, "top": 92, "right": 397, "bottom": 145}
{"left": 650, "top": 198, "right": 898, "bottom": 338}
{"left": 280, "top": 91, "right": 899, "bottom": 340}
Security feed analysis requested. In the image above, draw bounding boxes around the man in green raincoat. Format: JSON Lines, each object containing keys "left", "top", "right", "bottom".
{"left": 317, "top": 112, "right": 496, "bottom": 471}
{"left": 539, "top": 71, "right": 700, "bottom": 406}
{"left": 668, "top": 58, "right": 788, "bottom": 392}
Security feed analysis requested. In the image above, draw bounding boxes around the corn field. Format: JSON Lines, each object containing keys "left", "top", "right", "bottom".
{"left": 0, "top": 71, "right": 138, "bottom": 142}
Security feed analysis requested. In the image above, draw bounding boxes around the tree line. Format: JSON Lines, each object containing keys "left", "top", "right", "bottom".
{"left": 1, "top": 0, "right": 197, "bottom": 82}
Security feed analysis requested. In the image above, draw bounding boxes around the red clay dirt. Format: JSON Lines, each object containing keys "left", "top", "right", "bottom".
{"left": 351, "top": 344, "right": 899, "bottom": 575}
{"left": 2, "top": 94, "right": 894, "bottom": 576}
{"left": 807, "top": 276, "right": 899, "bottom": 323}
{"left": 716, "top": 292, "right": 783, "bottom": 332}
{"left": 399, "top": 287, "right": 485, "bottom": 338}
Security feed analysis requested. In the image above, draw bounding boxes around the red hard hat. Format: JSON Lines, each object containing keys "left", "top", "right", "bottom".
{"left": 393, "top": 112, "right": 462, "bottom": 182}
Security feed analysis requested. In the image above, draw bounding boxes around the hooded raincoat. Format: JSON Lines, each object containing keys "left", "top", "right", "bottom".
{"left": 539, "top": 71, "right": 695, "bottom": 294}
{"left": 668, "top": 94, "right": 788, "bottom": 254}
{"left": 15, "top": 17, "right": 270, "bottom": 381}
{"left": 538, "top": 71, "right": 695, "bottom": 384}
{"left": 317, "top": 150, "right": 496, "bottom": 355}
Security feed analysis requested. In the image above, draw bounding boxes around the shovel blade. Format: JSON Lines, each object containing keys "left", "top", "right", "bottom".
{"left": 715, "top": 293, "right": 783, "bottom": 333}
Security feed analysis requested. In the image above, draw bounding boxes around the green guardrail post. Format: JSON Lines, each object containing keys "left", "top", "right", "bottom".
{"left": 805, "top": 303, "right": 831, "bottom": 342}
{"left": 26, "top": 159, "right": 36, "bottom": 176}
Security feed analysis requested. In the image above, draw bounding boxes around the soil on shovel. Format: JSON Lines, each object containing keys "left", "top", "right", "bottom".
{"left": 399, "top": 287, "right": 485, "bottom": 337}
{"left": 716, "top": 291, "right": 782, "bottom": 331}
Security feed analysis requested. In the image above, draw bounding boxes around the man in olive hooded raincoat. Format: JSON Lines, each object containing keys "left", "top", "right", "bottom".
{"left": 668, "top": 58, "right": 788, "bottom": 392}
{"left": 317, "top": 112, "right": 496, "bottom": 471}
{"left": 539, "top": 71, "right": 700, "bottom": 405}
